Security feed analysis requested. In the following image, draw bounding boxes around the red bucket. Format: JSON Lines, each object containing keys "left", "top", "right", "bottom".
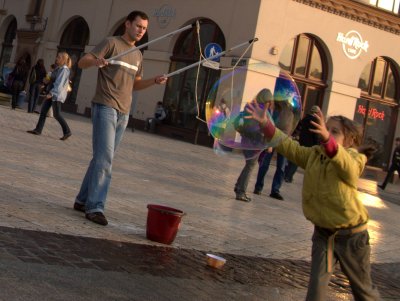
{"left": 146, "top": 204, "right": 185, "bottom": 245}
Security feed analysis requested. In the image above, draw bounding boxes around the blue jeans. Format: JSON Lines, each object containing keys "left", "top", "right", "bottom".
{"left": 284, "top": 160, "right": 298, "bottom": 182}
{"left": 28, "top": 82, "right": 41, "bottom": 113}
{"left": 75, "top": 103, "right": 129, "bottom": 213}
{"left": 234, "top": 150, "right": 258, "bottom": 195}
{"left": 34, "top": 99, "right": 71, "bottom": 135}
{"left": 254, "top": 150, "right": 287, "bottom": 194}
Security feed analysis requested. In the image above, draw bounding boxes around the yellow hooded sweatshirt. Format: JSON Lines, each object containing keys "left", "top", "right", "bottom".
{"left": 275, "top": 131, "right": 369, "bottom": 229}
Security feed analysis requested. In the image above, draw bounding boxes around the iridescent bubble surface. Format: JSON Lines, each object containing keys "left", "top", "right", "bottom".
{"left": 206, "top": 64, "right": 302, "bottom": 150}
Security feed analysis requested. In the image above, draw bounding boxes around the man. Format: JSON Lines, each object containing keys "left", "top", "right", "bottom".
{"left": 284, "top": 105, "right": 320, "bottom": 183}
{"left": 234, "top": 88, "right": 273, "bottom": 202}
{"left": 378, "top": 137, "right": 400, "bottom": 190}
{"left": 253, "top": 100, "right": 294, "bottom": 201}
{"left": 74, "top": 11, "right": 167, "bottom": 225}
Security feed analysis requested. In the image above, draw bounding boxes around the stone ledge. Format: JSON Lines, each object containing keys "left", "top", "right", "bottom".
{"left": 0, "top": 92, "right": 11, "bottom": 106}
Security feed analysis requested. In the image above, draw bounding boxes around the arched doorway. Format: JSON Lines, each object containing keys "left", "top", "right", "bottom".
{"left": 0, "top": 18, "right": 17, "bottom": 89}
{"left": 354, "top": 57, "right": 399, "bottom": 168}
{"left": 163, "top": 19, "right": 225, "bottom": 145}
{"left": 58, "top": 17, "right": 89, "bottom": 108}
{"left": 279, "top": 34, "right": 328, "bottom": 116}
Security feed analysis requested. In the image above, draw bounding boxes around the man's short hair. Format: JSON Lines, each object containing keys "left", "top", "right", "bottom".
{"left": 126, "top": 11, "right": 149, "bottom": 22}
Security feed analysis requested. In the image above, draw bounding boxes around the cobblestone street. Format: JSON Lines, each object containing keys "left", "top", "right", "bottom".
{"left": 0, "top": 106, "right": 399, "bottom": 300}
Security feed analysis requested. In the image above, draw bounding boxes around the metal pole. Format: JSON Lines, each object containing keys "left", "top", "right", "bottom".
{"left": 106, "top": 23, "right": 196, "bottom": 62}
{"left": 164, "top": 38, "right": 258, "bottom": 78}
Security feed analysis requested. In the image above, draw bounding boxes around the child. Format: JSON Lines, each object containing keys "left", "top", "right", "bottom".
{"left": 245, "top": 100, "right": 380, "bottom": 300}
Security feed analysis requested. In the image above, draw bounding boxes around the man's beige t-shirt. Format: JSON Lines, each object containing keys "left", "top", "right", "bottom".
{"left": 90, "top": 36, "right": 143, "bottom": 114}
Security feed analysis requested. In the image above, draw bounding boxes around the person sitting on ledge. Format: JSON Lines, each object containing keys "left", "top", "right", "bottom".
{"left": 144, "top": 101, "right": 166, "bottom": 133}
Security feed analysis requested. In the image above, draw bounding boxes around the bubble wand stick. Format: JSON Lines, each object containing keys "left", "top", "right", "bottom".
{"left": 106, "top": 23, "right": 197, "bottom": 62}
{"left": 164, "top": 38, "right": 258, "bottom": 78}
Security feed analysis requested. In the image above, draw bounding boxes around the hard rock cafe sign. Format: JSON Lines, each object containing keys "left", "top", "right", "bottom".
{"left": 153, "top": 4, "right": 176, "bottom": 28}
{"left": 336, "top": 30, "right": 369, "bottom": 60}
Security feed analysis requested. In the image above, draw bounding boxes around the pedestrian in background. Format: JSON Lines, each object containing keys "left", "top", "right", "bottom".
{"left": 10, "top": 58, "right": 29, "bottom": 110}
{"left": 27, "top": 59, "right": 47, "bottom": 113}
{"left": 144, "top": 101, "right": 166, "bottom": 132}
{"left": 27, "top": 52, "right": 72, "bottom": 140}
{"left": 253, "top": 100, "right": 294, "bottom": 201}
{"left": 245, "top": 100, "right": 380, "bottom": 301}
{"left": 378, "top": 137, "right": 400, "bottom": 190}
{"left": 74, "top": 10, "right": 167, "bottom": 226}
{"left": 234, "top": 88, "right": 273, "bottom": 202}
{"left": 284, "top": 105, "right": 321, "bottom": 183}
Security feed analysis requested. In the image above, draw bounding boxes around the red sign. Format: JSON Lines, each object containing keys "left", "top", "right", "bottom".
{"left": 357, "top": 105, "right": 385, "bottom": 121}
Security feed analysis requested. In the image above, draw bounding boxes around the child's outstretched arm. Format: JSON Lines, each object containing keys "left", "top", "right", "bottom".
{"left": 244, "top": 99, "right": 276, "bottom": 138}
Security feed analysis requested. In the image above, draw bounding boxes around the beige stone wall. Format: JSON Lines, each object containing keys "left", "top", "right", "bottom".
{"left": 0, "top": 0, "right": 399, "bottom": 141}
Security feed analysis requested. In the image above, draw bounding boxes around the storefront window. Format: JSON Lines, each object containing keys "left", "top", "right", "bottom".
{"left": 278, "top": 34, "right": 327, "bottom": 115}
{"left": 372, "top": 59, "right": 385, "bottom": 96}
{"left": 294, "top": 36, "right": 308, "bottom": 76}
{"left": 309, "top": 46, "right": 323, "bottom": 80}
{"left": 354, "top": 0, "right": 400, "bottom": 13}
{"left": 385, "top": 66, "right": 396, "bottom": 99}
{"left": 358, "top": 63, "right": 371, "bottom": 92}
{"left": 279, "top": 38, "right": 294, "bottom": 72}
{"left": 354, "top": 99, "right": 393, "bottom": 167}
{"left": 357, "top": 57, "right": 399, "bottom": 168}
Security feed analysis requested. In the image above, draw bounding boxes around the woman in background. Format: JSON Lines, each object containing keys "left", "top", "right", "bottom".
{"left": 27, "top": 52, "right": 72, "bottom": 140}
{"left": 27, "top": 59, "right": 47, "bottom": 113}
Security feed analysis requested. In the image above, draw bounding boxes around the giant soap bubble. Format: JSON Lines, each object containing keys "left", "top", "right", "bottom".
{"left": 206, "top": 64, "right": 302, "bottom": 151}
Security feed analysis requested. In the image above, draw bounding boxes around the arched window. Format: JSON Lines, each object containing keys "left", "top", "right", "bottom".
{"left": 354, "top": 57, "right": 399, "bottom": 168}
{"left": 0, "top": 18, "right": 17, "bottom": 79}
{"left": 164, "top": 19, "right": 225, "bottom": 136}
{"left": 279, "top": 34, "right": 327, "bottom": 116}
{"left": 58, "top": 17, "right": 89, "bottom": 105}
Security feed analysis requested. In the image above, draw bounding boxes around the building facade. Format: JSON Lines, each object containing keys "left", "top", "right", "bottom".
{"left": 1, "top": 0, "right": 399, "bottom": 170}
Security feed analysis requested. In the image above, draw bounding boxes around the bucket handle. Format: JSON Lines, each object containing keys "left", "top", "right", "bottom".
{"left": 151, "top": 207, "right": 186, "bottom": 217}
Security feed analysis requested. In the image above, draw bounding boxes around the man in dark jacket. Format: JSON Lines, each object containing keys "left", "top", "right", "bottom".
{"left": 378, "top": 137, "right": 400, "bottom": 190}
{"left": 284, "top": 105, "right": 320, "bottom": 183}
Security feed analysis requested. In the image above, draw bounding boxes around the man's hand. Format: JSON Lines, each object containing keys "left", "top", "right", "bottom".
{"left": 154, "top": 75, "right": 167, "bottom": 85}
{"left": 95, "top": 57, "right": 108, "bottom": 68}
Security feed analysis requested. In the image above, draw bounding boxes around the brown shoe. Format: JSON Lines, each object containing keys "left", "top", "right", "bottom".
{"left": 236, "top": 194, "right": 252, "bottom": 202}
{"left": 270, "top": 192, "right": 284, "bottom": 201}
{"left": 27, "top": 130, "right": 41, "bottom": 135}
{"left": 86, "top": 212, "right": 108, "bottom": 226}
{"left": 73, "top": 202, "right": 85, "bottom": 212}
{"left": 60, "top": 133, "right": 72, "bottom": 141}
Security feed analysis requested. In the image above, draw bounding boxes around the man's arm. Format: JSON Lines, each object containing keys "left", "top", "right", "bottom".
{"left": 78, "top": 53, "right": 108, "bottom": 69}
{"left": 133, "top": 75, "right": 167, "bottom": 91}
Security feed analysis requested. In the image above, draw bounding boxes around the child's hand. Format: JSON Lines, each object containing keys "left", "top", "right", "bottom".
{"left": 309, "top": 112, "right": 330, "bottom": 143}
{"left": 244, "top": 99, "right": 269, "bottom": 125}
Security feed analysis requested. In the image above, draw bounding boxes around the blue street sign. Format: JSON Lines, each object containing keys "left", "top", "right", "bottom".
{"left": 204, "top": 43, "right": 223, "bottom": 62}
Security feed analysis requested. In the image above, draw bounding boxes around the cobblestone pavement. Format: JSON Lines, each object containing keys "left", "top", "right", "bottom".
{"left": 0, "top": 106, "right": 399, "bottom": 300}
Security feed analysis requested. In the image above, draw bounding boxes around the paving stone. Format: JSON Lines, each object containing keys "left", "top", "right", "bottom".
{"left": 0, "top": 106, "right": 399, "bottom": 300}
